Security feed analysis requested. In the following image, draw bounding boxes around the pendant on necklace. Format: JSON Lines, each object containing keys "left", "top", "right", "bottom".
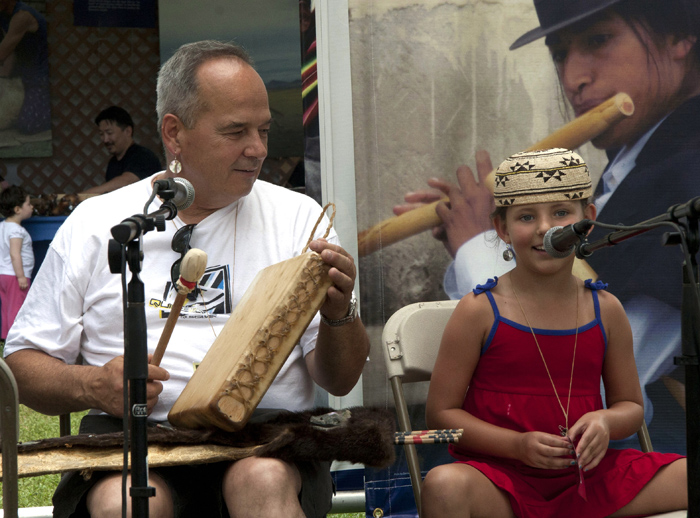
{"left": 559, "top": 425, "right": 568, "bottom": 436}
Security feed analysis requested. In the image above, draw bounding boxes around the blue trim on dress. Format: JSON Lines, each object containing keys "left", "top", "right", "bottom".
{"left": 474, "top": 278, "right": 500, "bottom": 355}
{"left": 585, "top": 279, "right": 608, "bottom": 349}
{"left": 473, "top": 276, "right": 609, "bottom": 355}
{"left": 473, "top": 277, "right": 498, "bottom": 295}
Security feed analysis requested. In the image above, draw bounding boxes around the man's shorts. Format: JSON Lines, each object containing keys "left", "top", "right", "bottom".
{"left": 52, "top": 413, "right": 334, "bottom": 518}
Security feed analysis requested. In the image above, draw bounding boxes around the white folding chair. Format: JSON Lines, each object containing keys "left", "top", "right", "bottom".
{"left": 382, "top": 300, "right": 459, "bottom": 516}
{"left": 381, "top": 300, "right": 672, "bottom": 518}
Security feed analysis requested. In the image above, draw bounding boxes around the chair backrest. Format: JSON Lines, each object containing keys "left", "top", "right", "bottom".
{"left": 382, "top": 300, "right": 459, "bottom": 384}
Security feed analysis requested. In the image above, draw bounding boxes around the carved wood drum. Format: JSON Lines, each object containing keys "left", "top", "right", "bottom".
{"left": 168, "top": 252, "right": 332, "bottom": 432}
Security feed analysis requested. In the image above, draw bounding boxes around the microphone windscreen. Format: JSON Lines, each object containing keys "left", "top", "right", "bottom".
{"left": 172, "top": 177, "right": 195, "bottom": 210}
{"left": 543, "top": 226, "right": 574, "bottom": 258}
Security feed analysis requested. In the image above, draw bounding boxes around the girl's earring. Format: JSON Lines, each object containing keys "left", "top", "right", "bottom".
{"left": 169, "top": 158, "right": 182, "bottom": 174}
{"left": 503, "top": 243, "right": 515, "bottom": 262}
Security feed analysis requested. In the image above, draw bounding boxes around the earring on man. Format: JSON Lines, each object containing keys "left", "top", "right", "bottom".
{"left": 169, "top": 158, "right": 182, "bottom": 175}
{"left": 503, "top": 243, "right": 514, "bottom": 262}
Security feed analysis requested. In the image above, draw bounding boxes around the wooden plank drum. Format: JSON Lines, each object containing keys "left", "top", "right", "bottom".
{"left": 168, "top": 251, "right": 333, "bottom": 432}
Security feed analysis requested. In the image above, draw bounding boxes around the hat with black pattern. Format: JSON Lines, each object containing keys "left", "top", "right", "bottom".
{"left": 493, "top": 148, "right": 592, "bottom": 207}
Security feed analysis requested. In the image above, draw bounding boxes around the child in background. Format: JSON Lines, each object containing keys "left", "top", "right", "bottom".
{"left": 422, "top": 148, "right": 686, "bottom": 518}
{"left": 0, "top": 186, "right": 34, "bottom": 340}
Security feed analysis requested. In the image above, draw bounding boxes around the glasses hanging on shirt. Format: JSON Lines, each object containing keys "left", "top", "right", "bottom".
{"left": 170, "top": 223, "right": 197, "bottom": 298}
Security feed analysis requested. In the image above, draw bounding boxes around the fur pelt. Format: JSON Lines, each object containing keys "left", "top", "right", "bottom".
{"left": 15, "top": 407, "right": 396, "bottom": 469}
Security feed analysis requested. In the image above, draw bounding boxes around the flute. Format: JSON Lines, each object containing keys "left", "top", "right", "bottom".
{"left": 357, "top": 93, "right": 635, "bottom": 258}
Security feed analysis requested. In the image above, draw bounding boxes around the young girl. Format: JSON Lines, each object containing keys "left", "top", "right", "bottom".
{"left": 422, "top": 148, "right": 687, "bottom": 518}
{"left": 0, "top": 185, "right": 34, "bottom": 340}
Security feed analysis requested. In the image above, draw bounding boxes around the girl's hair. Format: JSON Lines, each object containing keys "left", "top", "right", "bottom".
{"left": 490, "top": 197, "right": 593, "bottom": 222}
{"left": 0, "top": 186, "right": 29, "bottom": 218}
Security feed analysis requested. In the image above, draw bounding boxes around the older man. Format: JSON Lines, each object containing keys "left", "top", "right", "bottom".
{"left": 4, "top": 40, "right": 369, "bottom": 518}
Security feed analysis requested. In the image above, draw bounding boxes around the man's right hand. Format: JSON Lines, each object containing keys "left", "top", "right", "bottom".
{"left": 393, "top": 149, "right": 496, "bottom": 258}
{"left": 87, "top": 355, "right": 170, "bottom": 418}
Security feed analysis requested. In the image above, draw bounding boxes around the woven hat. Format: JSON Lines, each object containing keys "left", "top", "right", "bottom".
{"left": 510, "top": 0, "right": 624, "bottom": 50}
{"left": 493, "top": 148, "right": 592, "bottom": 207}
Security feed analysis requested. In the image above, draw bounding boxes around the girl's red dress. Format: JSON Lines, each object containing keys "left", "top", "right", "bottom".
{"left": 449, "top": 278, "right": 683, "bottom": 518}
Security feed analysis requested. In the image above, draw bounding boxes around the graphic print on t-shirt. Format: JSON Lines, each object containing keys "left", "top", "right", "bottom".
{"left": 151, "top": 264, "right": 232, "bottom": 318}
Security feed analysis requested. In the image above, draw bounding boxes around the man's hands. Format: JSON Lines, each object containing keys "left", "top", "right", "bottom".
{"left": 393, "top": 150, "right": 496, "bottom": 257}
{"left": 308, "top": 239, "right": 357, "bottom": 321}
{"left": 86, "top": 355, "right": 170, "bottom": 418}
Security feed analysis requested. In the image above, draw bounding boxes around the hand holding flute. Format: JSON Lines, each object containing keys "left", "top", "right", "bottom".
{"left": 359, "top": 93, "right": 635, "bottom": 258}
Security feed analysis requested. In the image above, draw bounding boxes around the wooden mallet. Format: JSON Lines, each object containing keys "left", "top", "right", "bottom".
{"left": 151, "top": 248, "right": 208, "bottom": 367}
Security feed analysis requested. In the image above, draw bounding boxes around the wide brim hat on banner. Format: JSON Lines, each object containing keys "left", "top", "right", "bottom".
{"left": 493, "top": 148, "right": 593, "bottom": 207}
{"left": 510, "top": 0, "right": 624, "bottom": 50}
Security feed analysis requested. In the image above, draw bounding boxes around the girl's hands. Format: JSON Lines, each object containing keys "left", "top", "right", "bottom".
{"left": 568, "top": 411, "right": 611, "bottom": 471}
{"left": 517, "top": 431, "right": 575, "bottom": 469}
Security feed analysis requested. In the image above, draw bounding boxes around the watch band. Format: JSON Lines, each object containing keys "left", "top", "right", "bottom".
{"left": 321, "top": 297, "right": 357, "bottom": 327}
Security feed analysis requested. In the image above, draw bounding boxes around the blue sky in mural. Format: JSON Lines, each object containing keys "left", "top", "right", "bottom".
{"left": 159, "top": 1, "right": 302, "bottom": 86}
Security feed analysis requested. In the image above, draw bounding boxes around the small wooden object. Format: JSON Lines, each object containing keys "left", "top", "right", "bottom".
{"left": 151, "top": 248, "right": 208, "bottom": 367}
{"left": 168, "top": 252, "right": 333, "bottom": 431}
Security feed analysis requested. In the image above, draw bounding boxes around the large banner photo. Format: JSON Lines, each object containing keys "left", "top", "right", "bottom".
{"left": 349, "top": 0, "right": 693, "bottom": 515}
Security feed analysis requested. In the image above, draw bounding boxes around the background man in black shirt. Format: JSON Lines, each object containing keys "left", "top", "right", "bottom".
{"left": 84, "top": 106, "right": 161, "bottom": 194}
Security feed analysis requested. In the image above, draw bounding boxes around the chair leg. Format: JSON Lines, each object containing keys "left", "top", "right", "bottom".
{"left": 0, "top": 358, "right": 20, "bottom": 518}
{"left": 390, "top": 376, "right": 422, "bottom": 517}
{"left": 59, "top": 413, "right": 72, "bottom": 437}
{"left": 637, "top": 421, "right": 653, "bottom": 453}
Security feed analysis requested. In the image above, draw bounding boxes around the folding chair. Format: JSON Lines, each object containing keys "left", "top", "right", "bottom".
{"left": 0, "top": 358, "right": 20, "bottom": 518}
{"left": 381, "top": 300, "right": 675, "bottom": 518}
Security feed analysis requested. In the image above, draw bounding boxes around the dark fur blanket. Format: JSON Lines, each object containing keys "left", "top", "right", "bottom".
{"left": 15, "top": 407, "right": 396, "bottom": 469}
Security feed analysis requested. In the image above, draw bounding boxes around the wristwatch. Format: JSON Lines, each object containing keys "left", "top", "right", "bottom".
{"left": 321, "top": 297, "right": 357, "bottom": 327}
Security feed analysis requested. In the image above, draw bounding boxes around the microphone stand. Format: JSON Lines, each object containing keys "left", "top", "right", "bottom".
{"left": 578, "top": 196, "right": 700, "bottom": 517}
{"left": 107, "top": 197, "right": 179, "bottom": 518}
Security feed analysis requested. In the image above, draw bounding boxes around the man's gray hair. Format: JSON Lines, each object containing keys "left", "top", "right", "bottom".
{"left": 156, "top": 40, "right": 253, "bottom": 131}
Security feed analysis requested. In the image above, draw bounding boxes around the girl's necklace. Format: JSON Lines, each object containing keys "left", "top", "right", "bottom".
{"left": 511, "top": 278, "right": 579, "bottom": 436}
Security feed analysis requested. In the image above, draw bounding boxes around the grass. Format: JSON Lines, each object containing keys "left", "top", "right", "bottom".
{"left": 1, "top": 405, "right": 86, "bottom": 509}
{"left": 2, "top": 407, "right": 366, "bottom": 516}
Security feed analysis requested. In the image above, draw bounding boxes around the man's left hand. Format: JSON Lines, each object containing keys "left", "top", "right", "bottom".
{"left": 308, "top": 239, "right": 356, "bottom": 320}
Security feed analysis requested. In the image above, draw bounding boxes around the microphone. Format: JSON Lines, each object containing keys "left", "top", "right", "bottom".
{"left": 111, "top": 178, "right": 196, "bottom": 244}
{"left": 543, "top": 219, "right": 594, "bottom": 258}
{"left": 153, "top": 177, "right": 195, "bottom": 211}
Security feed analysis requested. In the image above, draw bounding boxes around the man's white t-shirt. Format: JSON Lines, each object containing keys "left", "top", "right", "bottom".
{"left": 4, "top": 175, "right": 338, "bottom": 422}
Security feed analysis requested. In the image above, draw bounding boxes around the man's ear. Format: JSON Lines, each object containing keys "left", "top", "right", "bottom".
{"left": 668, "top": 34, "right": 697, "bottom": 61}
{"left": 161, "top": 114, "right": 183, "bottom": 157}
